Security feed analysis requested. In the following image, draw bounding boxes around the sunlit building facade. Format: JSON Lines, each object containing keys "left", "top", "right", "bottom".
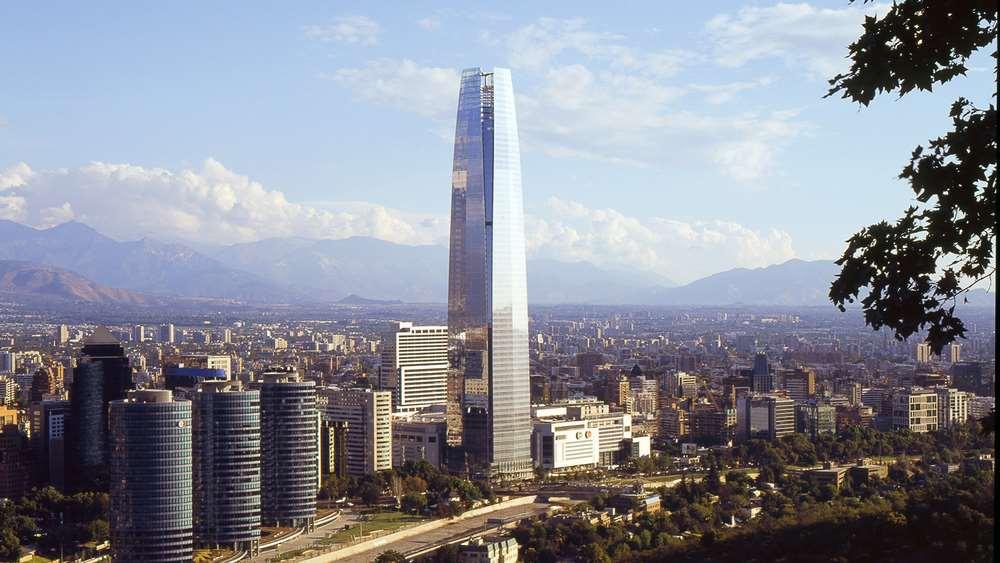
{"left": 447, "top": 67, "right": 532, "bottom": 480}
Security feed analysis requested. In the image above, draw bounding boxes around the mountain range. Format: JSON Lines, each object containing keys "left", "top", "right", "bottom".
{"left": 0, "top": 219, "right": 993, "bottom": 307}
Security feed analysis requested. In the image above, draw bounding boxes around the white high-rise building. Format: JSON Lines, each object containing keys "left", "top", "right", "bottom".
{"left": 379, "top": 322, "right": 449, "bottom": 413}
{"left": 936, "top": 387, "right": 970, "bottom": 429}
{"left": 319, "top": 387, "right": 392, "bottom": 476}
{"left": 916, "top": 342, "right": 933, "bottom": 364}
{"left": 131, "top": 325, "right": 145, "bottom": 343}
{"left": 57, "top": 325, "right": 69, "bottom": 345}
{"left": 949, "top": 343, "right": 962, "bottom": 364}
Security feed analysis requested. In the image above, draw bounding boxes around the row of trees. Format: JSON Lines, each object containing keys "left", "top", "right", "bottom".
{"left": 0, "top": 487, "right": 108, "bottom": 559}
{"left": 511, "top": 455, "right": 993, "bottom": 562}
{"left": 318, "top": 460, "right": 494, "bottom": 517}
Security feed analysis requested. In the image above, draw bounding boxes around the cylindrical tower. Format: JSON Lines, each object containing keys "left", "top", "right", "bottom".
{"left": 192, "top": 382, "right": 261, "bottom": 553}
{"left": 109, "top": 389, "right": 192, "bottom": 563}
{"left": 258, "top": 373, "right": 317, "bottom": 528}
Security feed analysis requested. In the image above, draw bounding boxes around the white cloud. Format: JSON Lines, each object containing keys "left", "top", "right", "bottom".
{"left": 322, "top": 18, "right": 799, "bottom": 180}
{"left": 329, "top": 59, "right": 460, "bottom": 119}
{"left": 527, "top": 197, "right": 796, "bottom": 283}
{"left": 304, "top": 15, "right": 381, "bottom": 46}
{"left": 506, "top": 17, "right": 693, "bottom": 78}
{"left": 416, "top": 16, "right": 441, "bottom": 30}
{"left": 0, "top": 162, "right": 33, "bottom": 190}
{"left": 0, "top": 160, "right": 444, "bottom": 246}
{"left": 706, "top": 2, "right": 885, "bottom": 77}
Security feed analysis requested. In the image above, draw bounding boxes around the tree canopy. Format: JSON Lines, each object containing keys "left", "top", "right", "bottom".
{"left": 827, "top": 0, "right": 997, "bottom": 353}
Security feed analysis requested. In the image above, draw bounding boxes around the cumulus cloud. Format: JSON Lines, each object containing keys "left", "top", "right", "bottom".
{"left": 324, "top": 17, "right": 796, "bottom": 180}
{"left": 328, "top": 59, "right": 460, "bottom": 119}
{"left": 507, "top": 17, "right": 693, "bottom": 78}
{"left": 304, "top": 15, "right": 381, "bottom": 46}
{"left": 0, "top": 160, "right": 444, "bottom": 246}
{"left": 706, "top": 2, "right": 885, "bottom": 77}
{"left": 526, "top": 197, "right": 796, "bottom": 283}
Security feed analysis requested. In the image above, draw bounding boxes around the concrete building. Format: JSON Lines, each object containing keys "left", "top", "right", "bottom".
{"left": 29, "top": 399, "right": 69, "bottom": 490}
{"left": 320, "top": 420, "right": 349, "bottom": 479}
{"left": 797, "top": 403, "right": 836, "bottom": 438}
{"left": 531, "top": 404, "right": 637, "bottom": 472}
{"left": 782, "top": 368, "right": 816, "bottom": 403}
{"left": 738, "top": 394, "right": 795, "bottom": 441}
{"left": 935, "top": 387, "right": 970, "bottom": 429}
{"left": 916, "top": 342, "right": 933, "bottom": 364}
{"left": 459, "top": 535, "right": 519, "bottom": 563}
{"left": 949, "top": 343, "right": 961, "bottom": 364}
{"left": 664, "top": 372, "right": 697, "bottom": 398}
{"left": 890, "top": 388, "right": 938, "bottom": 433}
{"left": 392, "top": 416, "right": 447, "bottom": 468}
{"left": 379, "top": 322, "right": 449, "bottom": 413}
{"left": 320, "top": 387, "right": 392, "bottom": 476}
{"left": 109, "top": 390, "right": 193, "bottom": 563}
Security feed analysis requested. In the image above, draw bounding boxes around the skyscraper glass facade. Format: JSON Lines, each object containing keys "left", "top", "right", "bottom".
{"left": 447, "top": 67, "right": 532, "bottom": 479}
{"left": 109, "top": 390, "right": 192, "bottom": 563}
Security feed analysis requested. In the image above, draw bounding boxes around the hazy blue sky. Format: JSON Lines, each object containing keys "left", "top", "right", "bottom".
{"left": 1, "top": 1, "right": 995, "bottom": 282}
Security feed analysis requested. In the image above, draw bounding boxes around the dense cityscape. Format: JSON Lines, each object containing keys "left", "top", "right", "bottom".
{"left": 1, "top": 2, "right": 996, "bottom": 563}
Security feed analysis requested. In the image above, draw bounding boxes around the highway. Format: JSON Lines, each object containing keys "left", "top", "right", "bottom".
{"left": 307, "top": 502, "right": 553, "bottom": 563}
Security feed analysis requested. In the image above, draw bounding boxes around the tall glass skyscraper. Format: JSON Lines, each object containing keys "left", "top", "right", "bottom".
{"left": 109, "top": 390, "right": 192, "bottom": 563}
{"left": 447, "top": 67, "right": 532, "bottom": 480}
{"left": 68, "top": 326, "right": 131, "bottom": 492}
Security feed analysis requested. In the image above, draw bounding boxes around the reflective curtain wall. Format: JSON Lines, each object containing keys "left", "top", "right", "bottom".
{"left": 447, "top": 67, "right": 532, "bottom": 480}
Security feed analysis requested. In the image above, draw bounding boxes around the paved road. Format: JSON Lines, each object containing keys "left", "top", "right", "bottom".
{"left": 327, "top": 502, "right": 552, "bottom": 563}
{"left": 249, "top": 510, "right": 359, "bottom": 562}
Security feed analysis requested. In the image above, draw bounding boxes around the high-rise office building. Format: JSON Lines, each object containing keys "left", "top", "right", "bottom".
{"left": 160, "top": 323, "right": 176, "bottom": 344}
{"left": 447, "top": 67, "right": 532, "bottom": 479}
{"left": 0, "top": 351, "right": 15, "bottom": 374}
{"left": 916, "top": 342, "right": 933, "bottom": 364}
{"left": 57, "top": 324, "right": 69, "bottom": 345}
{"left": 192, "top": 382, "right": 261, "bottom": 553}
{"left": 782, "top": 368, "right": 816, "bottom": 403}
{"left": 949, "top": 342, "right": 962, "bottom": 364}
{"left": 0, "top": 376, "right": 16, "bottom": 406}
{"left": 751, "top": 352, "right": 775, "bottom": 393}
{"left": 258, "top": 373, "right": 317, "bottom": 528}
{"left": 890, "top": 387, "right": 938, "bottom": 432}
{"left": 934, "top": 387, "right": 969, "bottom": 429}
{"left": 320, "top": 387, "right": 392, "bottom": 477}
{"left": 30, "top": 367, "right": 58, "bottom": 403}
{"left": 132, "top": 325, "right": 145, "bottom": 343}
{"left": 0, "top": 407, "right": 30, "bottom": 500}
{"left": 379, "top": 322, "right": 449, "bottom": 413}
{"left": 952, "top": 362, "right": 988, "bottom": 396}
{"left": 68, "top": 326, "right": 131, "bottom": 491}
{"left": 29, "top": 399, "right": 70, "bottom": 490}
{"left": 109, "top": 390, "right": 192, "bottom": 563}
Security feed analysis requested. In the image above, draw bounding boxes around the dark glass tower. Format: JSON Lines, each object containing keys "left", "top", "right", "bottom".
{"left": 68, "top": 326, "right": 131, "bottom": 491}
{"left": 258, "top": 373, "right": 317, "bottom": 528}
{"left": 447, "top": 68, "right": 532, "bottom": 480}
{"left": 192, "top": 382, "right": 261, "bottom": 553}
{"left": 109, "top": 390, "right": 192, "bottom": 563}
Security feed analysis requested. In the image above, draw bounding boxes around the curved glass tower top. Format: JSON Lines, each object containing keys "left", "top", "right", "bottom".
{"left": 448, "top": 68, "right": 532, "bottom": 480}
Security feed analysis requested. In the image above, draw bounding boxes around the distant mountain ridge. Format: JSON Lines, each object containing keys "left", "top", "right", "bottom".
{"left": 0, "top": 220, "right": 293, "bottom": 302}
{"left": 0, "top": 219, "right": 993, "bottom": 307}
{"left": 0, "top": 260, "right": 149, "bottom": 304}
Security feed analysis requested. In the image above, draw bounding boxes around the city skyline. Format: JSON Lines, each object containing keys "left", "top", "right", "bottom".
{"left": 2, "top": 2, "right": 995, "bottom": 284}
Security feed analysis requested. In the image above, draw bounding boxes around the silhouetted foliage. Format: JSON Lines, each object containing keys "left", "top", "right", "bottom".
{"left": 827, "top": 0, "right": 998, "bottom": 354}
